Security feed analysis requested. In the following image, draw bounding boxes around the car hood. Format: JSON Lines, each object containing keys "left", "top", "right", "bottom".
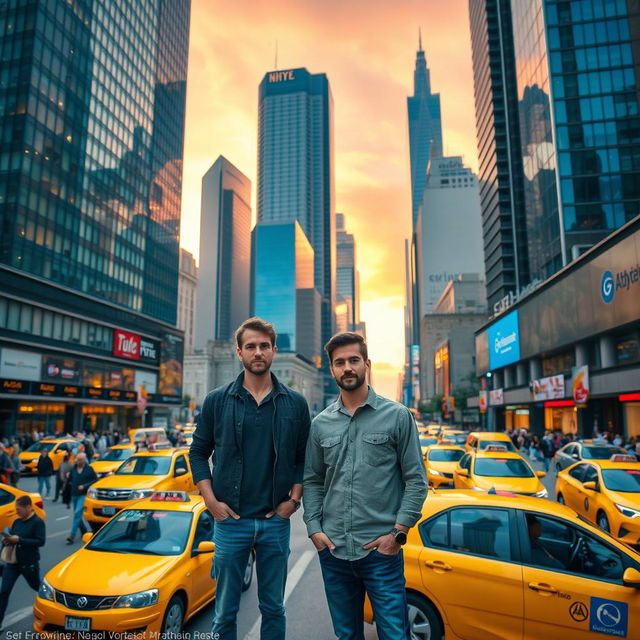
{"left": 91, "top": 461, "right": 124, "bottom": 474}
{"left": 46, "top": 549, "right": 181, "bottom": 595}
{"left": 607, "top": 491, "right": 640, "bottom": 511}
{"left": 475, "top": 476, "right": 544, "bottom": 493}
{"left": 19, "top": 452, "right": 39, "bottom": 462}
{"left": 429, "top": 461, "right": 459, "bottom": 473}
{"left": 93, "top": 475, "right": 166, "bottom": 490}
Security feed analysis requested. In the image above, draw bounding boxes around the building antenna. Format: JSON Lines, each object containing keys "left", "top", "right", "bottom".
{"left": 418, "top": 26, "right": 423, "bottom": 51}
{"left": 275, "top": 40, "right": 278, "bottom": 70}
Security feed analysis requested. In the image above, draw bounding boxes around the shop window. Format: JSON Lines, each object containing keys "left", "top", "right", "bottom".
{"left": 542, "top": 351, "right": 575, "bottom": 376}
{"left": 6, "top": 301, "right": 20, "bottom": 331}
{"left": 616, "top": 333, "right": 640, "bottom": 365}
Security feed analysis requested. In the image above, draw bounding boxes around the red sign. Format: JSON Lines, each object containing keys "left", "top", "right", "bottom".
{"left": 113, "top": 330, "right": 141, "bottom": 360}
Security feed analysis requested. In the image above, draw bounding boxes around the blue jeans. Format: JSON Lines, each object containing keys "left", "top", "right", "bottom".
{"left": 70, "top": 495, "right": 87, "bottom": 537}
{"left": 318, "top": 548, "right": 410, "bottom": 640}
{"left": 37, "top": 476, "right": 51, "bottom": 498}
{"left": 0, "top": 562, "right": 40, "bottom": 627}
{"left": 212, "top": 515, "right": 290, "bottom": 640}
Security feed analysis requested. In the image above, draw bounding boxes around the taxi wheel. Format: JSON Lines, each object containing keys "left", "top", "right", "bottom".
{"left": 556, "top": 493, "right": 565, "bottom": 504}
{"left": 597, "top": 511, "right": 610, "bottom": 532}
{"left": 406, "top": 592, "right": 442, "bottom": 640}
{"left": 162, "top": 594, "right": 185, "bottom": 635}
{"left": 242, "top": 550, "right": 255, "bottom": 592}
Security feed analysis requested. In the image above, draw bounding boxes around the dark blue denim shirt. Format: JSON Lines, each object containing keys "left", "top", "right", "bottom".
{"left": 189, "top": 372, "right": 311, "bottom": 513}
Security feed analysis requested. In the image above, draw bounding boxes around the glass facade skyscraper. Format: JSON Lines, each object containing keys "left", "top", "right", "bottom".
{"left": 0, "top": 0, "right": 190, "bottom": 436}
{"left": 254, "top": 222, "right": 320, "bottom": 364}
{"left": 470, "top": 0, "right": 640, "bottom": 293}
{"left": 257, "top": 68, "right": 335, "bottom": 363}
{"left": 407, "top": 37, "right": 443, "bottom": 226}
{"left": 335, "top": 213, "right": 360, "bottom": 333}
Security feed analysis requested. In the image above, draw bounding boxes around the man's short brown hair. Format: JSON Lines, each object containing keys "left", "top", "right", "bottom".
{"left": 324, "top": 332, "right": 368, "bottom": 364}
{"left": 16, "top": 495, "right": 32, "bottom": 508}
{"left": 235, "top": 317, "right": 277, "bottom": 349}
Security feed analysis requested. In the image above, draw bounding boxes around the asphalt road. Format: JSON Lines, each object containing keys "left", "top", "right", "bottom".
{"left": 3, "top": 459, "right": 557, "bottom": 638}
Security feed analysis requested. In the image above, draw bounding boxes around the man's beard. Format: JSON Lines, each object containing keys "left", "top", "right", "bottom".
{"left": 335, "top": 371, "right": 366, "bottom": 391}
{"left": 243, "top": 357, "right": 271, "bottom": 376}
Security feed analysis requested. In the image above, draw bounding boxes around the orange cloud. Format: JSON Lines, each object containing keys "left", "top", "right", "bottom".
{"left": 181, "top": 0, "right": 479, "bottom": 397}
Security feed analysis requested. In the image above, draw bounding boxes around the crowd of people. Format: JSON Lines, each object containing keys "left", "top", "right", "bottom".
{"left": 505, "top": 427, "right": 640, "bottom": 471}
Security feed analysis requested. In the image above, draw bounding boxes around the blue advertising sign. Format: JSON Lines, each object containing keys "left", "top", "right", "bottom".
{"left": 589, "top": 597, "right": 628, "bottom": 637}
{"left": 488, "top": 310, "right": 520, "bottom": 370}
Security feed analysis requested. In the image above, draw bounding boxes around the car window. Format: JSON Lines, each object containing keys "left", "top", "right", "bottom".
{"left": 116, "top": 456, "right": 172, "bottom": 476}
{"left": 459, "top": 454, "right": 471, "bottom": 470}
{"left": 0, "top": 489, "right": 13, "bottom": 507}
{"left": 563, "top": 444, "right": 576, "bottom": 456}
{"left": 174, "top": 455, "right": 188, "bottom": 474}
{"left": 192, "top": 511, "right": 214, "bottom": 548}
{"left": 602, "top": 469, "right": 640, "bottom": 492}
{"left": 421, "top": 513, "right": 448, "bottom": 548}
{"left": 582, "top": 465, "right": 599, "bottom": 485}
{"left": 450, "top": 508, "right": 511, "bottom": 560}
{"left": 569, "top": 463, "right": 589, "bottom": 482}
{"left": 478, "top": 440, "right": 517, "bottom": 452}
{"left": 524, "top": 513, "right": 624, "bottom": 582}
{"left": 474, "top": 458, "right": 534, "bottom": 478}
{"left": 429, "top": 449, "right": 464, "bottom": 462}
{"left": 583, "top": 446, "right": 625, "bottom": 459}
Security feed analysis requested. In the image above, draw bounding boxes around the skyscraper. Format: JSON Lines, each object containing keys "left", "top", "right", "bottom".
{"left": 407, "top": 33, "right": 444, "bottom": 226}
{"left": 468, "top": 0, "right": 530, "bottom": 310}
{"left": 469, "top": 0, "right": 640, "bottom": 298}
{"left": 195, "top": 156, "right": 251, "bottom": 347}
{"left": 178, "top": 249, "right": 198, "bottom": 356}
{"left": 257, "top": 68, "right": 336, "bottom": 362}
{"left": 335, "top": 213, "right": 361, "bottom": 333}
{"left": 0, "top": 0, "right": 190, "bottom": 435}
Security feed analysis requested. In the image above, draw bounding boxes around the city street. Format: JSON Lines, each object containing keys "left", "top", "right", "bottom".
{"left": 3, "top": 463, "right": 559, "bottom": 639}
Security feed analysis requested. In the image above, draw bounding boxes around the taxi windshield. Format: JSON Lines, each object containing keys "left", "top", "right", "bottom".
{"left": 601, "top": 469, "right": 640, "bottom": 492}
{"left": 26, "top": 441, "right": 56, "bottom": 452}
{"left": 116, "top": 456, "right": 172, "bottom": 476}
{"left": 478, "top": 440, "right": 516, "bottom": 452}
{"left": 100, "top": 448, "right": 133, "bottom": 462}
{"left": 583, "top": 446, "right": 626, "bottom": 459}
{"left": 420, "top": 437, "right": 438, "bottom": 446}
{"left": 87, "top": 509, "right": 192, "bottom": 555}
{"left": 474, "top": 458, "right": 534, "bottom": 478}
{"left": 429, "top": 449, "right": 464, "bottom": 462}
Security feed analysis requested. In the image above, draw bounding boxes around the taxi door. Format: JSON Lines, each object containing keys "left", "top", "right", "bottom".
{"left": 171, "top": 454, "right": 191, "bottom": 491}
{"left": 187, "top": 510, "right": 216, "bottom": 613}
{"left": 576, "top": 465, "right": 601, "bottom": 522}
{"left": 454, "top": 454, "right": 474, "bottom": 489}
{"left": 561, "top": 463, "right": 589, "bottom": 514}
{"left": 419, "top": 506, "right": 523, "bottom": 639}
{"left": 0, "top": 488, "right": 16, "bottom": 531}
{"left": 520, "top": 511, "right": 640, "bottom": 640}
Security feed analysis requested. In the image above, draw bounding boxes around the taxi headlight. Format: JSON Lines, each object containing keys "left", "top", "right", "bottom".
{"left": 38, "top": 578, "right": 55, "bottom": 602}
{"left": 87, "top": 488, "right": 98, "bottom": 499}
{"left": 131, "top": 490, "right": 153, "bottom": 500}
{"left": 615, "top": 503, "right": 640, "bottom": 519}
{"left": 114, "top": 588, "right": 159, "bottom": 609}
{"left": 471, "top": 486, "right": 485, "bottom": 491}
{"left": 430, "top": 470, "right": 442, "bottom": 476}
{"left": 535, "top": 489, "right": 549, "bottom": 498}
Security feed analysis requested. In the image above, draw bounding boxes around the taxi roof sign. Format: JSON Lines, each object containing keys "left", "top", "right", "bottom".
{"left": 484, "top": 445, "right": 509, "bottom": 452}
{"left": 150, "top": 491, "right": 190, "bottom": 502}
{"left": 610, "top": 454, "right": 637, "bottom": 463}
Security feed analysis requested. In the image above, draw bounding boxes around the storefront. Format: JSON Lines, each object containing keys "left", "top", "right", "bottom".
{"left": 474, "top": 217, "right": 640, "bottom": 438}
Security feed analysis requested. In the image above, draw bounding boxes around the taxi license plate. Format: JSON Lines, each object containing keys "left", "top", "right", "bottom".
{"left": 102, "top": 507, "right": 116, "bottom": 516}
{"left": 65, "top": 616, "right": 91, "bottom": 631}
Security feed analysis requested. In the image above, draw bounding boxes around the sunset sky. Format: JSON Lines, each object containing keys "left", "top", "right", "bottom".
{"left": 180, "top": 0, "right": 480, "bottom": 399}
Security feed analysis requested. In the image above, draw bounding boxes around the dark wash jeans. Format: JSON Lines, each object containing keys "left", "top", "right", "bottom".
{"left": 0, "top": 562, "right": 40, "bottom": 627}
{"left": 318, "top": 547, "right": 410, "bottom": 640}
{"left": 211, "top": 515, "right": 290, "bottom": 640}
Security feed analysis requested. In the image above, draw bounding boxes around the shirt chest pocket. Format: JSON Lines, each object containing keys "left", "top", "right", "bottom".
{"left": 362, "top": 432, "right": 395, "bottom": 467}
{"left": 319, "top": 434, "right": 342, "bottom": 467}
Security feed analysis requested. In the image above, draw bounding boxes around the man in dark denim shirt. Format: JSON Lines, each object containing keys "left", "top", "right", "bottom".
{"left": 189, "top": 318, "right": 311, "bottom": 640}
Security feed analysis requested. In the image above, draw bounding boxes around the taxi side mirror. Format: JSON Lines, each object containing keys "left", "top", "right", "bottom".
{"left": 456, "top": 468, "right": 469, "bottom": 478}
{"left": 572, "top": 453, "right": 580, "bottom": 459}
{"left": 175, "top": 467, "right": 187, "bottom": 477}
{"left": 623, "top": 567, "right": 640, "bottom": 588}
{"left": 195, "top": 541, "right": 214, "bottom": 555}
{"left": 583, "top": 481, "right": 598, "bottom": 491}
{"left": 536, "top": 471, "right": 546, "bottom": 478}
{"left": 81, "top": 532, "right": 93, "bottom": 543}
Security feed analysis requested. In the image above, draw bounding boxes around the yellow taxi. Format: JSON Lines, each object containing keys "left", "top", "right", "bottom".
{"left": 424, "top": 445, "right": 465, "bottom": 488}
{"left": 418, "top": 434, "right": 440, "bottom": 456}
{"left": 454, "top": 446, "right": 548, "bottom": 497}
{"left": 19, "top": 437, "right": 79, "bottom": 475}
{"left": 33, "top": 492, "right": 254, "bottom": 636}
{"left": 0, "top": 483, "right": 46, "bottom": 530}
{"left": 465, "top": 431, "right": 517, "bottom": 453}
{"left": 90, "top": 444, "right": 137, "bottom": 478}
{"left": 556, "top": 454, "right": 640, "bottom": 549}
{"left": 83, "top": 448, "right": 196, "bottom": 530}
{"left": 127, "top": 427, "right": 168, "bottom": 446}
{"left": 364, "top": 490, "right": 640, "bottom": 639}
{"left": 438, "top": 429, "right": 467, "bottom": 447}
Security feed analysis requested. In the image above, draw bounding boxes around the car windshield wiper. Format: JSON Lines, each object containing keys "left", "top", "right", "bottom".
{"left": 127, "top": 548, "right": 168, "bottom": 555}
{"left": 87, "top": 546, "right": 130, "bottom": 553}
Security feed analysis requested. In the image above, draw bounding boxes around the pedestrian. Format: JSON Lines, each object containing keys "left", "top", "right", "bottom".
{"left": 189, "top": 317, "right": 311, "bottom": 640}
{"left": 541, "top": 431, "right": 555, "bottom": 472}
{"left": 0, "top": 495, "right": 46, "bottom": 628}
{"left": 54, "top": 452, "right": 73, "bottom": 504}
{"left": 303, "top": 332, "right": 428, "bottom": 640}
{"left": 66, "top": 452, "right": 97, "bottom": 544}
{"left": 36, "top": 449, "right": 54, "bottom": 499}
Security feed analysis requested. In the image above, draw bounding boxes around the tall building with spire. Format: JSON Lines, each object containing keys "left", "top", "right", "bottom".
{"left": 407, "top": 30, "right": 443, "bottom": 226}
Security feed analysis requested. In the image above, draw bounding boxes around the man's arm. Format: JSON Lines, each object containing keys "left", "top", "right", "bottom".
{"left": 16, "top": 517, "right": 46, "bottom": 548}
{"left": 302, "top": 427, "right": 328, "bottom": 537}
{"left": 394, "top": 408, "right": 428, "bottom": 528}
